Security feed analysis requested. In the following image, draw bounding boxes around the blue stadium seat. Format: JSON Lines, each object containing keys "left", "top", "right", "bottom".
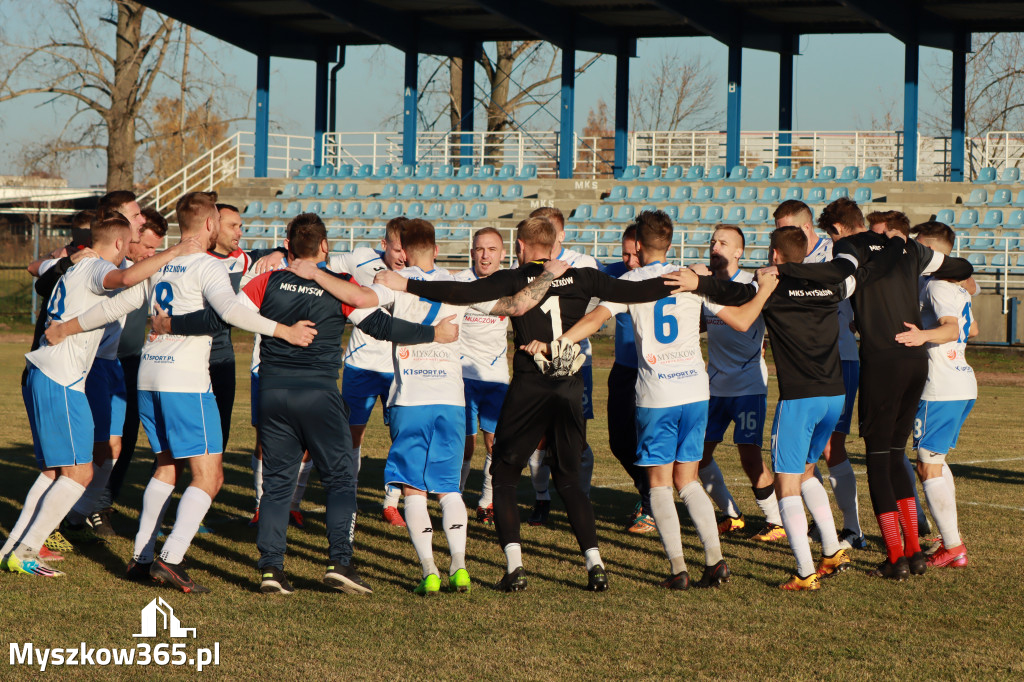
{"left": 598, "top": 227, "right": 619, "bottom": 243}
{"left": 684, "top": 165, "right": 704, "bottom": 181}
{"left": 353, "top": 164, "right": 373, "bottom": 179}
{"left": 662, "top": 206, "right": 679, "bottom": 221}
{"left": 249, "top": 239, "right": 269, "bottom": 250}
{"left": 242, "top": 201, "right": 262, "bottom": 218}
{"left": 320, "top": 202, "right": 342, "bottom": 219}
{"left": 640, "top": 165, "right": 662, "bottom": 181}
{"left": 366, "top": 227, "right": 386, "bottom": 240}
{"left": 971, "top": 230, "right": 996, "bottom": 249}
{"left": 699, "top": 206, "right": 724, "bottom": 224}
{"left": 483, "top": 184, "right": 502, "bottom": 200}
{"left": 726, "top": 165, "right": 748, "bottom": 182}
{"left": 577, "top": 229, "right": 596, "bottom": 244}
{"left": 442, "top": 183, "right": 460, "bottom": 200}
{"left": 749, "top": 166, "right": 770, "bottom": 182}
{"left": 1001, "top": 231, "right": 1021, "bottom": 250}
{"left": 425, "top": 203, "right": 445, "bottom": 219}
{"left": 467, "top": 203, "right": 487, "bottom": 221}
{"left": 563, "top": 229, "right": 578, "bottom": 242}
{"left": 461, "top": 184, "right": 481, "bottom": 200}
{"left": 262, "top": 201, "right": 283, "bottom": 218}
{"left": 420, "top": 184, "right": 440, "bottom": 200}
{"left": 837, "top": 166, "right": 860, "bottom": 182}
{"left": 1005, "top": 210, "right": 1024, "bottom": 228}
{"left": 750, "top": 248, "right": 769, "bottom": 262}
{"left": 679, "top": 206, "right": 701, "bottom": 223}
{"left": 342, "top": 202, "right": 362, "bottom": 219}
{"left": 953, "top": 209, "right": 979, "bottom": 228}
{"left": 1011, "top": 190, "right": 1024, "bottom": 208}
{"left": 990, "top": 188, "right": 1012, "bottom": 207}
{"left": 605, "top": 185, "right": 627, "bottom": 202}
{"left": 621, "top": 165, "right": 640, "bottom": 181}
{"left": 712, "top": 186, "right": 736, "bottom": 203}
{"left": 725, "top": 206, "right": 746, "bottom": 223}
{"left": 331, "top": 183, "right": 353, "bottom": 200}
{"left": 768, "top": 166, "right": 792, "bottom": 183}
{"left": 966, "top": 254, "right": 987, "bottom": 269}
{"left": 663, "top": 165, "right": 683, "bottom": 181}
{"left": 242, "top": 222, "right": 265, "bottom": 238}
{"left": 626, "top": 186, "right": 649, "bottom": 203}
{"left": 743, "top": 207, "right": 769, "bottom": 225}
{"left": 327, "top": 227, "right": 348, "bottom": 240}
{"left": 434, "top": 164, "right": 453, "bottom": 179}
{"left": 414, "top": 164, "right": 433, "bottom": 179}
{"left": 518, "top": 164, "right": 538, "bottom": 179}
{"left": 305, "top": 201, "right": 322, "bottom": 215}
{"left": 650, "top": 186, "right": 670, "bottom": 203}
{"left": 672, "top": 186, "right": 692, "bottom": 203}
{"left": 378, "top": 183, "right": 398, "bottom": 200}
{"left": 997, "top": 167, "right": 1021, "bottom": 185}
{"left": 300, "top": 182, "right": 323, "bottom": 199}
{"left": 611, "top": 205, "right": 636, "bottom": 223}
{"left": 332, "top": 164, "right": 351, "bottom": 179}
{"left": 498, "top": 164, "right": 516, "bottom": 179}
{"left": 295, "top": 164, "right": 315, "bottom": 180}
{"left": 398, "top": 183, "right": 419, "bottom": 200}
{"left": 853, "top": 187, "right": 873, "bottom": 203}
{"left": 595, "top": 245, "right": 610, "bottom": 259}
{"left": 683, "top": 247, "right": 700, "bottom": 261}
{"left": 935, "top": 209, "right": 955, "bottom": 224}
{"left": 316, "top": 165, "right": 337, "bottom": 179}
{"left": 569, "top": 205, "right": 593, "bottom": 222}
{"left": 613, "top": 245, "right": 623, "bottom": 258}
{"left": 383, "top": 202, "right": 403, "bottom": 219}
{"left": 405, "top": 202, "right": 424, "bottom": 217}
{"left": 445, "top": 204, "right": 467, "bottom": 220}
{"left": 393, "top": 164, "right": 415, "bottom": 180}
{"left": 752, "top": 230, "right": 771, "bottom": 246}
{"left": 450, "top": 228, "right": 471, "bottom": 240}
{"left": 980, "top": 210, "right": 1003, "bottom": 228}
{"left": 954, "top": 230, "right": 970, "bottom": 248}
{"left": 693, "top": 186, "right": 714, "bottom": 202}
{"left": 792, "top": 166, "right": 814, "bottom": 182}
{"left": 501, "top": 184, "right": 523, "bottom": 201}
{"left": 991, "top": 254, "right": 1009, "bottom": 272}
{"left": 593, "top": 205, "right": 614, "bottom": 222}
{"left": 280, "top": 182, "right": 300, "bottom": 199}
{"left": 974, "top": 167, "right": 996, "bottom": 184}
{"left": 814, "top": 166, "right": 837, "bottom": 183}
{"left": 434, "top": 227, "right": 453, "bottom": 240}
{"left": 738, "top": 187, "right": 757, "bottom": 203}
{"left": 783, "top": 187, "right": 804, "bottom": 201}
{"left": 964, "top": 189, "right": 987, "bottom": 206}
{"left": 705, "top": 165, "right": 727, "bottom": 182}
{"left": 756, "top": 186, "right": 781, "bottom": 204}
{"left": 362, "top": 202, "right": 383, "bottom": 219}
{"left": 373, "top": 163, "right": 393, "bottom": 179}
{"left": 1014, "top": 255, "right": 1024, "bottom": 275}
{"left": 828, "top": 187, "right": 849, "bottom": 202}
{"left": 478, "top": 165, "right": 496, "bottom": 179}
{"left": 856, "top": 164, "right": 878, "bottom": 181}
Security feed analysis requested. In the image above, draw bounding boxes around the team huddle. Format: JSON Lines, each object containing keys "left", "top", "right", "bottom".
{"left": 1, "top": 190, "right": 977, "bottom": 595}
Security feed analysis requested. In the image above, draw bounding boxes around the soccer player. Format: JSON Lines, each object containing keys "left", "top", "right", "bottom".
{"left": 546, "top": 210, "right": 775, "bottom": 589}
{"left": 698, "top": 224, "right": 786, "bottom": 542}
{"left": 2, "top": 215, "right": 201, "bottom": 577}
{"left": 376, "top": 216, "right": 681, "bottom": 592}
{"left": 602, "top": 225, "right": 655, "bottom": 533}
{"left": 455, "top": 227, "right": 511, "bottom": 525}
{"left": 773, "top": 198, "right": 974, "bottom": 580}
{"left": 775, "top": 200, "right": 865, "bottom": 548}
{"left": 895, "top": 221, "right": 976, "bottom": 568}
{"left": 44, "top": 191, "right": 316, "bottom": 593}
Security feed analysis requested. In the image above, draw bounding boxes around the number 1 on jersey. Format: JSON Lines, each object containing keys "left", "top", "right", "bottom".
{"left": 540, "top": 297, "right": 563, "bottom": 338}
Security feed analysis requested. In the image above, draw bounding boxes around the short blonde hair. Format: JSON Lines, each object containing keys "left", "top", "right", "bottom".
{"left": 515, "top": 217, "right": 556, "bottom": 249}
{"left": 175, "top": 191, "right": 219, "bottom": 233}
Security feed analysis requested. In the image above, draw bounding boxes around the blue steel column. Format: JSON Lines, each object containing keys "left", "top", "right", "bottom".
{"left": 403, "top": 50, "right": 418, "bottom": 166}
{"left": 903, "top": 41, "right": 919, "bottom": 182}
{"left": 778, "top": 51, "right": 794, "bottom": 168}
{"left": 726, "top": 43, "right": 742, "bottom": 170}
{"left": 254, "top": 51, "right": 270, "bottom": 178}
{"left": 614, "top": 47, "right": 630, "bottom": 179}
{"left": 314, "top": 56, "right": 329, "bottom": 168}
{"left": 950, "top": 37, "right": 968, "bottom": 182}
{"left": 559, "top": 45, "right": 575, "bottom": 179}
{"left": 460, "top": 45, "right": 475, "bottom": 165}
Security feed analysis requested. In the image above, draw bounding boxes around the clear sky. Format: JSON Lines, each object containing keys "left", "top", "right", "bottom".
{"left": 0, "top": 3, "right": 955, "bottom": 187}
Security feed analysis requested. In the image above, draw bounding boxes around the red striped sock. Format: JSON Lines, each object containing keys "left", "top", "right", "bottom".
{"left": 876, "top": 511, "right": 903, "bottom": 563}
{"left": 897, "top": 498, "right": 921, "bottom": 556}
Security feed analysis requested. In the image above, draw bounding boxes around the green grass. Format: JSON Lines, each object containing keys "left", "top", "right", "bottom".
{"left": 2, "top": 339, "right": 1023, "bottom": 679}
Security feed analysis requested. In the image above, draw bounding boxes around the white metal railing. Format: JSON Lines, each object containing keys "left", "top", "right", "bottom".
{"left": 982, "top": 132, "right": 1024, "bottom": 172}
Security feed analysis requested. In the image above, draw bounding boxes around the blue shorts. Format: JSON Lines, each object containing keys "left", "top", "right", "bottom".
{"left": 385, "top": 405, "right": 465, "bottom": 494}
{"left": 770, "top": 395, "right": 845, "bottom": 475}
{"left": 834, "top": 360, "right": 860, "bottom": 435}
{"left": 341, "top": 364, "right": 393, "bottom": 426}
{"left": 704, "top": 394, "right": 767, "bottom": 447}
{"left": 24, "top": 365, "right": 94, "bottom": 469}
{"left": 464, "top": 378, "right": 508, "bottom": 436}
{"left": 138, "top": 390, "right": 223, "bottom": 459}
{"left": 581, "top": 365, "right": 594, "bottom": 419}
{"left": 85, "top": 358, "right": 127, "bottom": 442}
{"left": 250, "top": 372, "right": 260, "bottom": 427}
{"left": 636, "top": 401, "right": 710, "bottom": 466}
{"left": 913, "top": 399, "right": 975, "bottom": 455}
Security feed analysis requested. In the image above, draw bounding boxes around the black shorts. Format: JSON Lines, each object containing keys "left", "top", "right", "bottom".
{"left": 492, "top": 371, "right": 585, "bottom": 477}
{"left": 859, "top": 354, "right": 928, "bottom": 456}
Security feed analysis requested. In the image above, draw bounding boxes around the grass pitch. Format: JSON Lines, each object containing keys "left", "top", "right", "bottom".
{"left": 1, "top": 337, "right": 1023, "bottom": 680}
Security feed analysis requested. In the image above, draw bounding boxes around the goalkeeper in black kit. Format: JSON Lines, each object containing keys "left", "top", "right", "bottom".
{"left": 374, "top": 216, "right": 697, "bottom": 592}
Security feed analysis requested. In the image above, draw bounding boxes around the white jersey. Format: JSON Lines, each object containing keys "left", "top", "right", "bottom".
{"left": 702, "top": 269, "right": 768, "bottom": 397}
{"left": 919, "top": 277, "right": 977, "bottom": 401}
{"left": 329, "top": 248, "right": 394, "bottom": 374}
{"left": 372, "top": 266, "right": 475, "bottom": 407}
{"left": 804, "top": 236, "right": 859, "bottom": 361}
{"left": 40, "top": 257, "right": 127, "bottom": 361}
{"left": 26, "top": 257, "right": 118, "bottom": 391}
{"left": 600, "top": 262, "right": 709, "bottom": 409}
{"left": 454, "top": 268, "right": 510, "bottom": 384}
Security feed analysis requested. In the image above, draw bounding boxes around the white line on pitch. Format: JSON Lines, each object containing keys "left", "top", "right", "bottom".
{"left": 963, "top": 501, "right": 1024, "bottom": 512}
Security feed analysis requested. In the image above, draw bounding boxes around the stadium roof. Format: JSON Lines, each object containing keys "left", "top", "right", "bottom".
{"left": 142, "top": 1, "right": 1024, "bottom": 60}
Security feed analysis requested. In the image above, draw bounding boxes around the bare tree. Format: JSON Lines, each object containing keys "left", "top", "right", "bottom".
{"left": 629, "top": 51, "right": 719, "bottom": 131}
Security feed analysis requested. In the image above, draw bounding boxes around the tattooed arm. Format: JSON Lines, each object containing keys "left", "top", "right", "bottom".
{"left": 477, "top": 259, "right": 568, "bottom": 317}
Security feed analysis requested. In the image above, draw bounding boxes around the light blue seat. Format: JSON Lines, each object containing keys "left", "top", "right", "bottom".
{"left": 974, "top": 167, "right": 996, "bottom": 184}
{"left": 592, "top": 205, "right": 614, "bottom": 223}
{"left": 281, "top": 182, "right": 300, "bottom": 199}
{"left": 814, "top": 166, "right": 837, "bottom": 183}
{"left": 611, "top": 205, "right": 636, "bottom": 223}
{"left": 577, "top": 229, "right": 596, "bottom": 244}
{"left": 828, "top": 187, "right": 849, "bottom": 202}
{"left": 337, "top": 183, "right": 357, "bottom": 200}
{"left": 353, "top": 164, "right": 373, "bottom": 179}
{"left": 705, "top": 165, "right": 726, "bottom": 182}
{"left": 362, "top": 202, "right": 383, "bottom": 219}
{"left": 1000, "top": 231, "right": 1021, "bottom": 250}
{"left": 242, "top": 201, "right": 262, "bottom": 218}
{"left": 980, "top": 210, "right": 1003, "bottom": 228}
{"left": 365, "top": 227, "right": 386, "bottom": 240}
{"left": 498, "top": 164, "right": 516, "bottom": 179}
{"left": 859, "top": 166, "right": 882, "bottom": 183}
{"left": 738, "top": 187, "right": 757, "bottom": 203}
{"left": 305, "top": 201, "right": 322, "bottom": 215}
{"left": 1014, "top": 255, "right": 1024, "bottom": 275}
{"left": 684, "top": 165, "right": 704, "bottom": 181}
{"left": 434, "top": 164, "right": 453, "bottom": 179}
{"left": 1012, "top": 190, "right": 1024, "bottom": 208}
{"left": 424, "top": 203, "right": 445, "bottom": 220}
{"left": 725, "top": 206, "right": 746, "bottom": 223}
{"left": 314, "top": 164, "right": 336, "bottom": 179}
{"left": 373, "top": 163, "right": 393, "bottom": 179}
{"left": 467, "top": 203, "right": 487, "bottom": 221}
{"left": 935, "top": 209, "right": 955, "bottom": 224}
{"left": 383, "top": 202, "right": 403, "bottom": 219}
{"left": 853, "top": 187, "right": 873, "bottom": 203}
{"left": 501, "top": 184, "right": 523, "bottom": 201}
{"left": 242, "top": 223, "right": 265, "bottom": 238}
{"left": 626, "top": 186, "right": 649, "bottom": 203}
{"left": 792, "top": 166, "right": 814, "bottom": 182}
{"left": 445, "top": 204, "right": 467, "bottom": 220}
{"left": 249, "top": 239, "right": 269, "bottom": 250}
{"left": 662, "top": 205, "right": 679, "bottom": 221}
{"left": 698, "top": 206, "right": 724, "bottom": 224}
{"left": 679, "top": 206, "right": 701, "bottom": 223}
{"left": 990, "top": 188, "right": 1012, "bottom": 207}
{"left": 966, "top": 254, "right": 987, "bottom": 269}
{"left": 955, "top": 230, "right": 971, "bottom": 248}
{"left": 752, "top": 230, "right": 771, "bottom": 247}
{"left": 563, "top": 229, "right": 578, "bottom": 242}
{"left": 594, "top": 245, "right": 610, "bottom": 259}
{"left": 683, "top": 247, "right": 700, "bottom": 260}
{"left": 518, "top": 164, "right": 538, "bottom": 179}
{"left": 663, "top": 165, "right": 683, "bottom": 181}
{"left": 405, "top": 202, "right": 424, "bottom": 218}
{"left": 953, "top": 209, "right": 979, "bottom": 228}
{"left": 838, "top": 166, "right": 860, "bottom": 182}
{"left": 996, "top": 167, "right": 1021, "bottom": 185}
{"left": 483, "top": 184, "right": 502, "bottom": 200}
{"left": 971, "top": 230, "right": 996, "bottom": 249}
{"left": 640, "top": 165, "right": 662, "bottom": 181}
{"left": 598, "top": 227, "right": 619, "bottom": 243}
{"left": 756, "top": 186, "right": 781, "bottom": 204}
{"left": 414, "top": 164, "right": 433, "bottom": 179}
{"left": 569, "top": 205, "right": 593, "bottom": 223}
{"left": 378, "top": 183, "right": 398, "bottom": 200}
{"left": 750, "top": 248, "right": 769, "bottom": 262}
{"left": 749, "top": 166, "right": 770, "bottom": 182}
{"left": 1005, "top": 210, "right": 1024, "bottom": 228}
{"left": 398, "top": 183, "right": 419, "bottom": 200}
{"left": 768, "top": 166, "right": 792, "bottom": 183}
{"left": 613, "top": 245, "right": 623, "bottom": 258}
{"left": 442, "top": 183, "right": 461, "bottom": 200}
{"left": 262, "top": 201, "right": 283, "bottom": 218}
{"left": 672, "top": 186, "right": 692, "bottom": 202}
{"left": 320, "top": 202, "right": 342, "bottom": 219}
{"left": 712, "top": 186, "right": 736, "bottom": 203}
{"left": 605, "top": 185, "right": 627, "bottom": 202}
{"left": 693, "top": 186, "right": 714, "bottom": 202}
{"left": 420, "top": 184, "right": 440, "bottom": 200}
{"left": 991, "top": 254, "right": 1009, "bottom": 271}
{"left": 650, "top": 186, "right": 670, "bottom": 203}
{"left": 461, "top": 184, "right": 481, "bottom": 200}
{"left": 342, "top": 202, "right": 362, "bottom": 219}
{"left": 620, "top": 165, "right": 640, "bottom": 181}
{"left": 327, "top": 227, "right": 348, "bottom": 240}
{"left": 726, "top": 165, "right": 748, "bottom": 182}
{"left": 476, "top": 165, "right": 495, "bottom": 179}
{"left": 299, "top": 182, "right": 322, "bottom": 199}
{"left": 295, "top": 164, "right": 315, "bottom": 180}
{"left": 743, "top": 207, "right": 769, "bottom": 225}
{"left": 450, "top": 228, "right": 471, "bottom": 240}
{"left": 782, "top": 187, "right": 804, "bottom": 201}
{"left": 393, "top": 164, "right": 415, "bottom": 179}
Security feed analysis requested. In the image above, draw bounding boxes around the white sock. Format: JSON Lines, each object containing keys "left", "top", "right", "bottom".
{"left": 779, "top": 495, "right": 814, "bottom": 578}
{"left": 252, "top": 455, "right": 263, "bottom": 508}
{"left": 134, "top": 478, "right": 175, "bottom": 563}
{"left": 754, "top": 489, "right": 783, "bottom": 526}
{"left": 403, "top": 495, "right": 437, "bottom": 577}
{"left": 21, "top": 477, "right": 86, "bottom": 553}
{"left": 460, "top": 456, "right": 473, "bottom": 492}
{"left": 942, "top": 463, "right": 958, "bottom": 532}
{"left": 1, "top": 474, "right": 54, "bottom": 558}
{"left": 801, "top": 477, "right": 840, "bottom": 556}
{"left": 579, "top": 444, "right": 594, "bottom": 498}
{"left": 584, "top": 547, "right": 603, "bottom": 571}
{"left": 649, "top": 485, "right": 686, "bottom": 574}
{"left": 383, "top": 484, "right": 401, "bottom": 509}
{"left": 355, "top": 446, "right": 361, "bottom": 473}
{"left": 528, "top": 449, "right": 551, "bottom": 501}
{"left": 439, "top": 493, "right": 468, "bottom": 574}
{"left": 291, "top": 460, "right": 314, "bottom": 511}
{"left": 478, "top": 451, "right": 494, "bottom": 507}
{"left": 159, "top": 486, "right": 212, "bottom": 565}
{"left": 903, "top": 453, "right": 929, "bottom": 529}
{"left": 698, "top": 460, "right": 740, "bottom": 518}
{"left": 826, "top": 459, "right": 861, "bottom": 535}
{"left": 923, "top": 477, "right": 961, "bottom": 548}
{"left": 680, "top": 480, "right": 723, "bottom": 566}
{"left": 504, "top": 542, "right": 523, "bottom": 573}
{"left": 66, "top": 459, "right": 114, "bottom": 524}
